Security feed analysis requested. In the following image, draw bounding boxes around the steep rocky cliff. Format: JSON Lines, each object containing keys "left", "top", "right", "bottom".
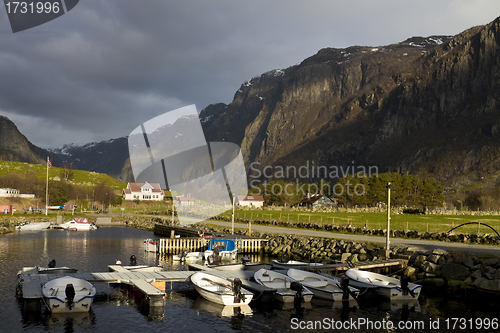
{"left": 201, "top": 16, "right": 500, "bottom": 189}
{"left": 0, "top": 116, "right": 49, "bottom": 164}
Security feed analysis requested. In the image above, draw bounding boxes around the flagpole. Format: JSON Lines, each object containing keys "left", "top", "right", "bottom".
{"left": 45, "top": 157, "right": 49, "bottom": 215}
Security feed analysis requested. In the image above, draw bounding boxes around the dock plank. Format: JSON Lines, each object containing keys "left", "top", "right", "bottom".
{"left": 130, "top": 279, "right": 165, "bottom": 296}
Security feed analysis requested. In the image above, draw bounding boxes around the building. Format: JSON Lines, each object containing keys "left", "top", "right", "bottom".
{"left": 176, "top": 196, "right": 196, "bottom": 206}
{"left": 0, "top": 188, "right": 35, "bottom": 199}
{"left": 236, "top": 195, "right": 264, "bottom": 208}
{"left": 299, "top": 194, "right": 336, "bottom": 209}
{"left": 122, "top": 182, "right": 165, "bottom": 201}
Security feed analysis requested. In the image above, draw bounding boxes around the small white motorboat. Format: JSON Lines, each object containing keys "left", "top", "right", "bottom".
{"left": 17, "top": 260, "right": 78, "bottom": 277}
{"left": 254, "top": 268, "right": 314, "bottom": 303}
{"left": 287, "top": 268, "right": 359, "bottom": 301}
{"left": 42, "top": 276, "right": 96, "bottom": 313}
{"left": 189, "top": 272, "right": 253, "bottom": 306}
{"left": 204, "top": 239, "right": 238, "bottom": 261}
{"left": 271, "top": 259, "right": 324, "bottom": 270}
{"left": 173, "top": 251, "right": 204, "bottom": 261}
{"left": 60, "top": 217, "right": 97, "bottom": 230}
{"left": 16, "top": 221, "right": 52, "bottom": 230}
{"left": 345, "top": 268, "right": 422, "bottom": 300}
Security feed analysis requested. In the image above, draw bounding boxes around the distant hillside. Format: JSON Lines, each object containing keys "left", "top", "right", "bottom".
{"left": 0, "top": 116, "right": 51, "bottom": 164}
{"left": 0, "top": 160, "right": 126, "bottom": 191}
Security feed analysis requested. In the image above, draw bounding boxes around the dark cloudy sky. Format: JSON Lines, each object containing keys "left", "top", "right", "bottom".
{"left": 1, "top": 1, "right": 499, "bottom": 148}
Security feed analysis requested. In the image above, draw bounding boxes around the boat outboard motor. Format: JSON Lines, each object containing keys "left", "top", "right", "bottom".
{"left": 290, "top": 281, "right": 305, "bottom": 303}
{"left": 130, "top": 255, "right": 137, "bottom": 266}
{"left": 65, "top": 283, "right": 76, "bottom": 310}
{"left": 48, "top": 259, "right": 56, "bottom": 268}
{"left": 180, "top": 250, "right": 188, "bottom": 262}
{"left": 232, "top": 278, "right": 244, "bottom": 303}
{"left": 213, "top": 247, "right": 220, "bottom": 262}
{"left": 341, "top": 276, "right": 351, "bottom": 300}
{"left": 400, "top": 275, "right": 416, "bottom": 298}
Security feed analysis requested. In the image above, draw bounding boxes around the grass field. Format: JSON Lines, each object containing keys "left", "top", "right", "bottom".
{"left": 0, "top": 160, "right": 126, "bottom": 190}
{"left": 219, "top": 209, "right": 500, "bottom": 235}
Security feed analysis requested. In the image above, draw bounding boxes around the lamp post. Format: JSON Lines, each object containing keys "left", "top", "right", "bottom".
{"left": 231, "top": 196, "right": 235, "bottom": 235}
{"left": 386, "top": 182, "right": 392, "bottom": 257}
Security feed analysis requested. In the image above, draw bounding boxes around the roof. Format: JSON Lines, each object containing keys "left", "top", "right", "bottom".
{"left": 126, "top": 182, "right": 163, "bottom": 193}
{"left": 237, "top": 195, "right": 264, "bottom": 202}
{"left": 300, "top": 194, "right": 324, "bottom": 204}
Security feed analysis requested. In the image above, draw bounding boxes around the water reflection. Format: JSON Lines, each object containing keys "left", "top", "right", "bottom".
{"left": 44, "top": 311, "right": 96, "bottom": 332}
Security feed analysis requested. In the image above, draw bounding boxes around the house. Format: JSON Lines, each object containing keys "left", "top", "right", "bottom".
{"left": 176, "top": 196, "right": 196, "bottom": 206}
{"left": 236, "top": 195, "right": 264, "bottom": 208}
{"left": 299, "top": 194, "right": 336, "bottom": 209}
{"left": 122, "top": 182, "right": 165, "bottom": 201}
{"left": 0, "top": 188, "right": 35, "bottom": 199}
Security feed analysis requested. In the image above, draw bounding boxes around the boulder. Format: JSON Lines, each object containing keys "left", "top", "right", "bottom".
{"left": 472, "top": 277, "right": 500, "bottom": 292}
{"left": 421, "top": 261, "right": 440, "bottom": 274}
{"left": 441, "top": 263, "right": 471, "bottom": 281}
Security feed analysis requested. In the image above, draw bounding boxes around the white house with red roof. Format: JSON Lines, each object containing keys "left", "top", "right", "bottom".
{"left": 236, "top": 195, "right": 264, "bottom": 208}
{"left": 122, "top": 182, "right": 164, "bottom": 201}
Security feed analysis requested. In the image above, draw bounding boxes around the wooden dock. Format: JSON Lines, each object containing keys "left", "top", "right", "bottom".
{"left": 155, "top": 237, "right": 267, "bottom": 254}
{"left": 18, "top": 258, "right": 407, "bottom": 313}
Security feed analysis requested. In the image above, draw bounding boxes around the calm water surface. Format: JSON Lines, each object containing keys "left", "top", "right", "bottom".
{"left": 1, "top": 227, "right": 499, "bottom": 333}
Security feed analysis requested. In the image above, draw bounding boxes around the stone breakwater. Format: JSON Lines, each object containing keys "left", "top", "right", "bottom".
{"left": 213, "top": 214, "right": 500, "bottom": 245}
{"left": 261, "top": 233, "right": 500, "bottom": 293}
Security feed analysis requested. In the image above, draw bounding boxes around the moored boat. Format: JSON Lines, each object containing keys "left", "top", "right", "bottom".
{"left": 254, "top": 268, "right": 314, "bottom": 303}
{"left": 345, "top": 268, "right": 422, "bottom": 300}
{"left": 173, "top": 251, "right": 204, "bottom": 261}
{"left": 189, "top": 272, "right": 253, "bottom": 306}
{"left": 271, "top": 259, "right": 324, "bottom": 270}
{"left": 16, "top": 221, "right": 52, "bottom": 230}
{"left": 287, "top": 268, "right": 359, "bottom": 301}
{"left": 204, "top": 239, "right": 238, "bottom": 261}
{"left": 42, "top": 276, "right": 96, "bottom": 313}
{"left": 60, "top": 217, "right": 97, "bottom": 230}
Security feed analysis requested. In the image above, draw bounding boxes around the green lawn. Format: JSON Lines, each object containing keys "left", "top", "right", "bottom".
{"left": 219, "top": 209, "right": 500, "bottom": 235}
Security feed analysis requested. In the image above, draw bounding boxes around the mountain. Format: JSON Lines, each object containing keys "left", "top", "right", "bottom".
{"left": 48, "top": 138, "right": 129, "bottom": 181}
{"left": 200, "top": 16, "right": 500, "bottom": 191}
{"left": 0, "top": 116, "right": 50, "bottom": 164}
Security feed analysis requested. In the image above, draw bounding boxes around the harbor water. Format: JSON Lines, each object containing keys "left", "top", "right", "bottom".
{"left": 1, "top": 226, "right": 499, "bottom": 332}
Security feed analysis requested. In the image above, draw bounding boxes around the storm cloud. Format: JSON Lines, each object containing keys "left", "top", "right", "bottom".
{"left": 1, "top": 0, "right": 499, "bottom": 148}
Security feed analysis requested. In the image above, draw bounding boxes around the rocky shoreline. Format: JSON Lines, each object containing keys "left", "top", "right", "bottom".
{"left": 259, "top": 233, "right": 500, "bottom": 294}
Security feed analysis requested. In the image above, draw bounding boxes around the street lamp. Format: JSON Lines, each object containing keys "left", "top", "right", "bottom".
{"left": 386, "top": 182, "right": 392, "bottom": 256}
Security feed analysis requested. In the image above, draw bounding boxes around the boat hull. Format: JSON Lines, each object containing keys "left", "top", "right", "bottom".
{"left": 254, "top": 268, "right": 314, "bottom": 303}
{"left": 16, "top": 222, "right": 52, "bottom": 230}
{"left": 42, "top": 276, "right": 96, "bottom": 313}
{"left": 287, "top": 269, "right": 359, "bottom": 301}
{"left": 346, "top": 269, "right": 422, "bottom": 300}
{"left": 190, "top": 272, "right": 253, "bottom": 306}
{"left": 173, "top": 252, "right": 204, "bottom": 261}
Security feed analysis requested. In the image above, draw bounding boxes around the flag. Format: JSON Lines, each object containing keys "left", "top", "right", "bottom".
{"left": 47, "top": 157, "right": 52, "bottom": 168}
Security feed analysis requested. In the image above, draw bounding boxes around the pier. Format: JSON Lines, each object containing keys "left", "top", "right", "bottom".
{"left": 17, "top": 258, "right": 407, "bottom": 315}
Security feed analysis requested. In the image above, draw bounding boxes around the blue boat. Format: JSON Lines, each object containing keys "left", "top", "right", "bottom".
{"left": 204, "top": 239, "right": 238, "bottom": 261}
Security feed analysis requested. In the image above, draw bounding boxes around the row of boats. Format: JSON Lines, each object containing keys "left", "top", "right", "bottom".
{"left": 190, "top": 266, "right": 422, "bottom": 307}
{"left": 15, "top": 217, "right": 97, "bottom": 231}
